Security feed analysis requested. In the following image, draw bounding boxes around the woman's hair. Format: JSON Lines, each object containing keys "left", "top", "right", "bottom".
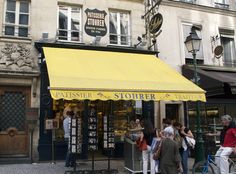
{"left": 173, "top": 122, "right": 182, "bottom": 128}
{"left": 143, "top": 119, "right": 154, "bottom": 134}
{"left": 163, "top": 118, "right": 171, "bottom": 125}
{"left": 221, "top": 115, "right": 232, "bottom": 122}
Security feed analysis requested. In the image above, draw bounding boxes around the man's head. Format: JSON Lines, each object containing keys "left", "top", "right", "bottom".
{"left": 63, "top": 106, "right": 72, "bottom": 118}
{"left": 221, "top": 115, "right": 232, "bottom": 126}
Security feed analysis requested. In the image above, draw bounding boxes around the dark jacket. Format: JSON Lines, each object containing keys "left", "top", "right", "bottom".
{"left": 160, "top": 138, "right": 181, "bottom": 166}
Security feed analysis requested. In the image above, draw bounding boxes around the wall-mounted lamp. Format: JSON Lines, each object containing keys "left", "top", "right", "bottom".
{"left": 148, "top": 39, "right": 157, "bottom": 50}
{"left": 134, "top": 36, "right": 147, "bottom": 49}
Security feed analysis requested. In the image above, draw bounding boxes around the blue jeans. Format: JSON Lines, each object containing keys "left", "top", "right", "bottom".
{"left": 65, "top": 138, "right": 76, "bottom": 167}
{"left": 181, "top": 148, "right": 189, "bottom": 174}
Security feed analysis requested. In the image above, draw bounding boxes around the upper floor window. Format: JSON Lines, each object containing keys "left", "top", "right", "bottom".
{"left": 214, "top": 0, "right": 229, "bottom": 9}
{"left": 3, "top": 0, "right": 30, "bottom": 38}
{"left": 109, "top": 11, "right": 131, "bottom": 46}
{"left": 220, "top": 29, "right": 236, "bottom": 67}
{"left": 57, "top": 5, "right": 82, "bottom": 42}
{"left": 182, "top": 23, "right": 204, "bottom": 65}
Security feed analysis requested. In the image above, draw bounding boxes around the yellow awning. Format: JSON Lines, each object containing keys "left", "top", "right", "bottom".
{"left": 43, "top": 47, "right": 206, "bottom": 102}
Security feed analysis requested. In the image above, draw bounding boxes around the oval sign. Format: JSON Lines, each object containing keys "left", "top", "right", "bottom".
{"left": 214, "top": 45, "right": 223, "bottom": 58}
{"left": 149, "top": 13, "right": 163, "bottom": 34}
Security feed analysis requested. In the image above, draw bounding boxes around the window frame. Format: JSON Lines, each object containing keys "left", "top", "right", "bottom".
{"left": 182, "top": 23, "right": 204, "bottom": 64}
{"left": 57, "top": 5, "right": 82, "bottom": 43}
{"left": 109, "top": 10, "right": 131, "bottom": 47}
{"left": 220, "top": 31, "right": 236, "bottom": 67}
{"left": 3, "top": 0, "right": 30, "bottom": 38}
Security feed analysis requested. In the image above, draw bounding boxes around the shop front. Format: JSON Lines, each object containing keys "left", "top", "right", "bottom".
{"left": 36, "top": 43, "right": 205, "bottom": 162}
{"left": 183, "top": 65, "right": 236, "bottom": 152}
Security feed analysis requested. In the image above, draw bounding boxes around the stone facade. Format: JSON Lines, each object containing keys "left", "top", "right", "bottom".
{"left": 0, "top": 43, "right": 34, "bottom": 71}
{"left": 0, "top": 0, "right": 235, "bottom": 161}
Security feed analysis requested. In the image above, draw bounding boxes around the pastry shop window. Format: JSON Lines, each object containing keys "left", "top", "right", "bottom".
{"left": 52, "top": 100, "right": 141, "bottom": 146}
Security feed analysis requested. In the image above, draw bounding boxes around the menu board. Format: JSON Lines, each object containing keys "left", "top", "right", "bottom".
{"left": 88, "top": 108, "right": 98, "bottom": 151}
{"left": 69, "top": 117, "right": 83, "bottom": 154}
{"left": 103, "top": 115, "right": 115, "bottom": 149}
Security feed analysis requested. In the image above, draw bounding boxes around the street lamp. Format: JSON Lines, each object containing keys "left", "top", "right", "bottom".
{"left": 184, "top": 27, "right": 205, "bottom": 163}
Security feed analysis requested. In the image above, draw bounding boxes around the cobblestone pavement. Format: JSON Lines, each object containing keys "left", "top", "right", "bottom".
{"left": 0, "top": 160, "right": 125, "bottom": 174}
{"left": 0, "top": 159, "right": 194, "bottom": 174}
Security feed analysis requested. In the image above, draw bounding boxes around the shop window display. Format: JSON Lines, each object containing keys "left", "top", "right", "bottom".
{"left": 52, "top": 100, "right": 141, "bottom": 158}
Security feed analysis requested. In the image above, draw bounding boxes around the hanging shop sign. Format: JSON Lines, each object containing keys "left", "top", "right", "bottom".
{"left": 149, "top": 13, "right": 163, "bottom": 34}
{"left": 85, "top": 8, "right": 107, "bottom": 37}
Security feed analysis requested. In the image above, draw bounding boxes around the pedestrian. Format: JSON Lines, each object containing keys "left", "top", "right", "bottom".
{"left": 162, "top": 118, "right": 172, "bottom": 129}
{"left": 215, "top": 115, "right": 236, "bottom": 174}
{"left": 151, "top": 129, "right": 162, "bottom": 173}
{"left": 173, "top": 122, "right": 194, "bottom": 174}
{"left": 161, "top": 118, "right": 174, "bottom": 138}
{"left": 63, "top": 106, "right": 75, "bottom": 167}
{"left": 160, "top": 127, "right": 182, "bottom": 174}
{"left": 140, "top": 119, "right": 156, "bottom": 174}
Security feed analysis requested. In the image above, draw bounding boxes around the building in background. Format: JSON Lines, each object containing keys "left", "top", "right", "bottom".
{"left": 157, "top": 0, "right": 236, "bottom": 143}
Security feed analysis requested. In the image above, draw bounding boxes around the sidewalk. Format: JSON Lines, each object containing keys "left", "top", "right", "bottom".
{"left": 0, "top": 158, "right": 195, "bottom": 174}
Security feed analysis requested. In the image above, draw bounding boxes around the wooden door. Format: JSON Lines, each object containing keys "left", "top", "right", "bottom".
{"left": 0, "top": 86, "right": 31, "bottom": 157}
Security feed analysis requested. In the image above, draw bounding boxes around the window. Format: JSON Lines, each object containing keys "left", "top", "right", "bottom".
{"left": 3, "top": 0, "right": 30, "bottom": 37}
{"left": 109, "top": 11, "right": 131, "bottom": 46}
{"left": 180, "top": 0, "right": 195, "bottom": 3}
{"left": 214, "top": 0, "right": 229, "bottom": 9}
{"left": 57, "top": 5, "right": 82, "bottom": 42}
{"left": 182, "top": 23, "right": 204, "bottom": 64}
{"left": 220, "top": 29, "right": 236, "bottom": 67}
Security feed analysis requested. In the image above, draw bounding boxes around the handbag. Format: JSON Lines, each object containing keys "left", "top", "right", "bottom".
{"left": 153, "top": 140, "right": 162, "bottom": 160}
{"left": 184, "top": 137, "right": 196, "bottom": 149}
{"left": 136, "top": 138, "right": 148, "bottom": 151}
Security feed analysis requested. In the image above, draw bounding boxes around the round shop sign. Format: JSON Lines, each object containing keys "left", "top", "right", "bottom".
{"left": 149, "top": 13, "right": 163, "bottom": 34}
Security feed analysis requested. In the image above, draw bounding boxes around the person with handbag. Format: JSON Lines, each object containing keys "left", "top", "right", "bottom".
{"left": 152, "top": 129, "right": 162, "bottom": 173}
{"left": 138, "top": 120, "right": 156, "bottom": 174}
{"left": 173, "top": 122, "right": 194, "bottom": 174}
{"left": 160, "top": 127, "right": 182, "bottom": 174}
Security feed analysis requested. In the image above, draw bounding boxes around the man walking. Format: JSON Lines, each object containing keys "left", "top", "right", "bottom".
{"left": 63, "top": 106, "right": 75, "bottom": 167}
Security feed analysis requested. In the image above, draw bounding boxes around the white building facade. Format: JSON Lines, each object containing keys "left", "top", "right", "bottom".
{"left": 157, "top": 0, "right": 236, "bottom": 133}
{"left": 0, "top": 0, "right": 235, "bottom": 161}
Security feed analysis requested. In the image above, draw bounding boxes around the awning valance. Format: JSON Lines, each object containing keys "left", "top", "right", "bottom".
{"left": 183, "top": 65, "right": 236, "bottom": 96}
{"left": 43, "top": 47, "right": 206, "bottom": 102}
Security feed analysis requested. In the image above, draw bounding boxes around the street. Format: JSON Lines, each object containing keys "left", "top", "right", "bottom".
{"left": 0, "top": 158, "right": 195, "bottom": 174}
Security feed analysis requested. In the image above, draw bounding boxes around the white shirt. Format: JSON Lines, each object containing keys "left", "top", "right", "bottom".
{"left": 63, "top": 116, "right": 70, "bottom": 138}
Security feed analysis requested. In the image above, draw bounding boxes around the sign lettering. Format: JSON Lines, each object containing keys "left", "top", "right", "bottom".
{"left": 149, "top": 13, "right": 163, "bottom": 34}
{"left": 85, "top": 8, "right": 107, "bottom": 37}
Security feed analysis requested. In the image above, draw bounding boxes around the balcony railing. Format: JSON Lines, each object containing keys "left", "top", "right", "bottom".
{"left": 179, "top": 0, "right": 196, "bottom": 4}
{"left": 56, "top": 29, "right": 82, "bottom": 42}
{"left": 2, "top": 24, "right": 30, "bottom": 38}
{"left": 109, "top": 33, "right": 131, "bottom": 46}
{"left": 214, "top": 2, "right": 229, "bottom": 9}
{"left": 223, "top": 60, "right": 236, "bottom": 67}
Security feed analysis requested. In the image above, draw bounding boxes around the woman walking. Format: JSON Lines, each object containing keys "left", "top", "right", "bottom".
{"left": 173, "top": 122, "right": 194, "bottom": 174}
{"left": 140, "top": 120, "right": 156, "bottom": 174}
